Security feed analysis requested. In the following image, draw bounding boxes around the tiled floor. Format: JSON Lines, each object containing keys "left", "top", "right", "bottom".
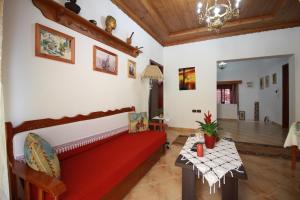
{"left": 124, "top": 121, "right": 300, "bottom": 200}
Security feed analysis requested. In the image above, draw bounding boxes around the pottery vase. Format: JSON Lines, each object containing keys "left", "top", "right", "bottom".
{"left": 204, "top": 134, "right": 216, "bottom": 149}
{"left": 65, "top": 0, "right": 81, "bottom": 14}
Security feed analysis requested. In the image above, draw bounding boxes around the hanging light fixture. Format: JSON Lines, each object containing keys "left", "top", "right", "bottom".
{"left": 218, "top": 61, "right": 227, "bottom": 70}
{"left": 141, "top": 65, "right": 163, "bottom": 89}
{"left": 197, "top": 0, "right": 241, "bottom": 32}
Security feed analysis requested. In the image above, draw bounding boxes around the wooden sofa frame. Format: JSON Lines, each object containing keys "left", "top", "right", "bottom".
{"left": 6, "top": 107, "right": 165, "bottom": 200}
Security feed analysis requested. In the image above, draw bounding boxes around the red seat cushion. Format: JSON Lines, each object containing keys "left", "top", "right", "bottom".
{"left": 59, "top": 131, "right": 166, "bottom": 200}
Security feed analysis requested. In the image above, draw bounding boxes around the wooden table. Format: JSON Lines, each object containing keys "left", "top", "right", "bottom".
{"left": 150, "top": 116, "right": 170, "bottom": 148}
{"left": 175, "top": 155, "right": 247, "bottom": 200}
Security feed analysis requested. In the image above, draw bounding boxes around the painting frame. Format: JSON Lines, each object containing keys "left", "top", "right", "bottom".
{"left": 127, "top": 59, "right": 136, "bottom": 79}
{"left": 35, "top": 23, "right": 75, "bottom": 64}
{"left": 179, "top": 67, "right": 196, "bottom": 90}
{"left": 93, "top": 45, "right": 118, "bottom": 75}
{"left": 239, "top": 111, "right": 245, "bottom": 120}
{"left": 272, "top": 73, "right": 277, "bottom": 84}
{"left": 265, "top": 75, "right": 269, "bottom": 88}
{"left": 260, "top": 77, "right": 264, "bottom": 89}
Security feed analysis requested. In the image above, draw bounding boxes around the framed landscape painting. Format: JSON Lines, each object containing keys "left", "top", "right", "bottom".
{"left": 179, "top": 67, "right": 196, "bottom": 90}
{"left": 35, "top": 23, "right": 75, "bottom": 64}
{"left": 128, "top": 60, "right": 136, "bottom": 79}
{"left": 93, "top": 45, "right": 118, "bottom": 75}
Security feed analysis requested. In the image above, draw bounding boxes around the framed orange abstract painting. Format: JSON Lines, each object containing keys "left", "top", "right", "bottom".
{"left": 179, "top": 67, "right": 196, "bottom": 90}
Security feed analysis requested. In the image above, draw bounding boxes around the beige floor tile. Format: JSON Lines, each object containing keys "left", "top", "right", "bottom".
{"left": 124, "top": 121, "right": 299, "bottom": 200}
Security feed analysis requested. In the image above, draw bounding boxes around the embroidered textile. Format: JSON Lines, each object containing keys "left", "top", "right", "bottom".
{"left": 180, "top": 136, "right": 243, "bottom": 193}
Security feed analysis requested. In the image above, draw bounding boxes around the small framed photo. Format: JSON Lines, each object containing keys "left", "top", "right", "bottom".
{"left": 127, "top": 60, "right": 136, "bottom": 79}
{"left": 35, "top": 23, "right": 75, "bottom": 64}
{"left": 239, "top": 111, "right": 245, "bottom": 120}
{"left": 272, "top": 73, "right": 277, "bottom": 84}
{"left": 260, "top": 78, "right": 264, "bottom": 89}
{"left": 265, "top": 75, "right": 269, "bottom": 88}
{"left": 93, "top": 45, "right": 118, "bottom": 75}
{"left": 246, "top": 82, "right": 253, "bottom": 88}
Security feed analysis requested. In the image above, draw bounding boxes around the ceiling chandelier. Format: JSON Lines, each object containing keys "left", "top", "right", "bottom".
{"left": 197, "top": 0, "right": 241, "bottom": 32}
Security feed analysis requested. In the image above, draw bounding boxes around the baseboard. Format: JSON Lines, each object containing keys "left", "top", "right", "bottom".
{"left": 217, "top": 118, "right": 238, "bottom": 121}
{"left": 168, "top": 127, "right": 198, "bottom": 132}
{"left": 271, "top": 121, "right": 282, "bottom": 128}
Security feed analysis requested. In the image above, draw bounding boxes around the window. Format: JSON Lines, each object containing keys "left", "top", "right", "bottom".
{"left": 217, "top": 82, "right": 239, "bottom": 104}
{"left": 217, "top": 88, "right": 232, "bottom": 104}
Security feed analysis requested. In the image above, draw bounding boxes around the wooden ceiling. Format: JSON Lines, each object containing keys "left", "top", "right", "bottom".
{"left": 112, "top": 0, "right": 300, "bottom": 46}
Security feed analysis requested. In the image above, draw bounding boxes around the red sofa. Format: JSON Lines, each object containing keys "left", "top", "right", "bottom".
{"left": 59, "top": 131, "right": 166, "bottom": 199}
{"left": 6, "top": 107, "right": 166, "bottom": 200}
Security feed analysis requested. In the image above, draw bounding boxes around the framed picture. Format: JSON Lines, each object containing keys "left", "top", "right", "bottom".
{"left": 265, "top": 75, "right": 269, "bottom": 88}
{"left": 260, "top": 77, "right": 264, "bottom": 89}
{"left": 246, "top": 82, "right": 253, "bottom": 88}
{"left": 35, "top": 23, "right": 75, "bottom": 64}
{"left": 128, "top": 60, "right": 136, "bottom": 79}
{"left": 179, "top": 67, "right": 196, "bottom": 90}
{"left": 93, "top": 45, "right": 118, "bottom": 75}
{"left": 272, "top": 73, "right": 277, "bottom": 84}
{"left": 239, "top": 111, "right": 245, "bottom": 120}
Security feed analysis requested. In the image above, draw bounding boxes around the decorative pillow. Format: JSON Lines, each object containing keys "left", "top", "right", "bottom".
{"left": 128, "top": 112, "right": 149, "bottom": 133}
{"left": 24, "top": 133, "right": 60, "bottom": 178}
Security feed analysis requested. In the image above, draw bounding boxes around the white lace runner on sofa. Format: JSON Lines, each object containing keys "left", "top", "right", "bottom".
{"left": 179, "top": 136, "right": 243, "bottom": 193}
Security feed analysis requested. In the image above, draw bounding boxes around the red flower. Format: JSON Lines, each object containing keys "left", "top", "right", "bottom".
{"left": 204, "top": 111, "right": 212, "bottom": 124}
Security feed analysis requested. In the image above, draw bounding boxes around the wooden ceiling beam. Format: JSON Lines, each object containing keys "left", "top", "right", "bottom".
{"left": 169, "top": 15, "right": 275, "bottom": 38}
{"left": 164, "top": 20, "right": 300, "bottom": 46}
{"left": 271, "top": 0, "right": 287, "bottom": 17}
{"left": 111, "top": 0, "right": 164, "bottom": 45}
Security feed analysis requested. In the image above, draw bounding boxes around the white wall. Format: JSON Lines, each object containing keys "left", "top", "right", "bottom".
{"left": 217, "top": 104, "right": 238, "bottom": 119}
{"left": 2, "top": 0, "right": 163, "bottom": 126}
{"left": 217, "top": 57, "right": 289, "bottom": 124}
{"left": 164, "top": 27, "right": 300, "bottom": 129}
{"left": 257, "top": 58, "right": 288, "bottom": 125}
{"left": 218, "top": 60, "right": 261, "bottom": 120}
{"left": 0, "top": 0, "right": 9, "bottom": 198}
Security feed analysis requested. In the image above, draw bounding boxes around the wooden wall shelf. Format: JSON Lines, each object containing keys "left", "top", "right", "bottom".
{"left": 32, "top": 0, "right": 141, "bottom": 58}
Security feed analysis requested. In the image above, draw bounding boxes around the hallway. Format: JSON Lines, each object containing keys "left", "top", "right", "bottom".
{"left": 218, "top": 120, "right": 289, "bottom": 146}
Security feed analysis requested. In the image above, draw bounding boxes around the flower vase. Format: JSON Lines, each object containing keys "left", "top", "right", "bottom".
{"left": 204, "top": 134, "right": 216, "bottom": 149}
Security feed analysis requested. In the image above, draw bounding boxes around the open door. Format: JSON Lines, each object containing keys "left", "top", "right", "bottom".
{"left": 149, "top": 59, "right": 163, "bottom": 120}
{"left": 282, "top": 63, "right": 289, "bottom": 128}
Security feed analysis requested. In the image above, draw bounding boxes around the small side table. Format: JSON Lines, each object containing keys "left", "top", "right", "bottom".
{"left": 150, "top": 115, "right": 170, "bottom": 148}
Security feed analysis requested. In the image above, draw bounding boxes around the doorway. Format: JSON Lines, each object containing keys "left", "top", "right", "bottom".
{"left": 282, "top": 63, "right": 289, "bottom": 128}
{"left": 149, "top": 59, "right": 163, "bottom": 120}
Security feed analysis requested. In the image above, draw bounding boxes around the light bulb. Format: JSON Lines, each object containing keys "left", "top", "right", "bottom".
{"left": 206, "top": 18, "right": 210, "bottom": 23}
{"left": 197, "top": 2, "right": 203, "bottom": 8}
{"left": 235, "top": 2, "right": 240, "bottom": 8}
{"left": 197, "top": 8, "right": 201, "bottom": 14}
{"left": 214, "top": 7, "right": 220, "bottom": 15}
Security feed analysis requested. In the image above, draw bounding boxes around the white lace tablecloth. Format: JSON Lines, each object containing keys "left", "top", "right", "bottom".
{"left": 179, "top": 136, "right": 243, "bottom": 193}
{"left": 284, "top": 122, "right": 300, "bottom": 150}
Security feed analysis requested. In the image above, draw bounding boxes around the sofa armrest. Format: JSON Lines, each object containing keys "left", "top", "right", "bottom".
{"left": 12, "top": 161, "right": 66, "bottom": 198}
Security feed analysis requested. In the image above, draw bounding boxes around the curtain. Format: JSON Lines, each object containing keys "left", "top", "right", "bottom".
{"left": 0, "top": 0, "right": 9, "bottom": 199}
{"left": 217, "top": 83, "right": 239, "bottom": 106}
